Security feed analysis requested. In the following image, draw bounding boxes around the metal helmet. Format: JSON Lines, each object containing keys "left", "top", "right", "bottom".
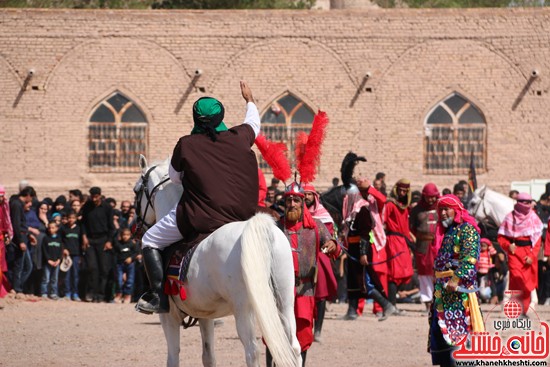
{"left": 284, "top": 181, "right": 304, "bottom": 198}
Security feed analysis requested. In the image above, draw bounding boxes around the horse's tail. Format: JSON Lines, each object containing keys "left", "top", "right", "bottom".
{"left": 241, "top": 213, "right": 298, "bottom": 367}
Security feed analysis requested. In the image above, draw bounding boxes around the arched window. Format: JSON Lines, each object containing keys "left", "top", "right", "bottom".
{"left": 260, "top": 93, "right": 315, "bottom": 172}
{"left": 424, "top": 93, "right": 486, "bottom": 175}
{"left": 89, "top": 92, "right": 148, "bottom": 172}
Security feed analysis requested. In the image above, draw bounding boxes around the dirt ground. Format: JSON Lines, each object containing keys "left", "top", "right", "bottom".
{"left": 1, "top": 294, "right": 549, "bottom": 367}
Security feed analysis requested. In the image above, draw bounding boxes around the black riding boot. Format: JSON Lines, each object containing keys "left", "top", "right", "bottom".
{"left": 301, "top": 350, "right": 307, "bottom": 367}
{"left": 370, "top": 289, "right": 397, "bottom": 321}
{"left": 136, "top": 247, "right": 168, "bottom": 314}
{"left": 344, "top": 296, "right": 359, "bottom": 320}
{"left": 388, "top": 281, "right": 398, "bottom": 305}
{"left": 314, "top": 300, "right": 326, "bottom": 341}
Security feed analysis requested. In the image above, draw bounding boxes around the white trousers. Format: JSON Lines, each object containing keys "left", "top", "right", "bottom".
{"left": 418, "top": 275, "right": 435, "bottom": 303}
{"left": 142, "top": 205, "right": 183, "bottom": 250}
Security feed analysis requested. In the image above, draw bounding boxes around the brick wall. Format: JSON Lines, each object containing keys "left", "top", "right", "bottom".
{"left": 0, "top": 8, "right": 549, "bottom": 203}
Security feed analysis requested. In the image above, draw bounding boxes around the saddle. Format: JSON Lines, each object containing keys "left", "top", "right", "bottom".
{"left": 161, "top": 234, "right": 207, "bottom": 303}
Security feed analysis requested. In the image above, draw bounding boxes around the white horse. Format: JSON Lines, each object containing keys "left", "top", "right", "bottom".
{"left": 133, "top": 155, "right": 302, "bottom": 367}
{"left": 467, "top": 185, "right": 514, "bottom": 228}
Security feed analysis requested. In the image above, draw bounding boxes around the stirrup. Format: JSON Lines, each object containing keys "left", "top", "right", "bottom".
{"left": 135, "top": 293, "right": 161, "bottom": 314}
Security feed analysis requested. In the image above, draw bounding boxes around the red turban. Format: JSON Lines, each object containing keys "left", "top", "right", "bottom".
{"left": 422, "top": 183, "right": 440, "bottom": 197}
{"left": 437, "top": 194, "right": 480, "bottom": 233}
{"left": 434, "top": 194, "right": 480, "bottom": 249}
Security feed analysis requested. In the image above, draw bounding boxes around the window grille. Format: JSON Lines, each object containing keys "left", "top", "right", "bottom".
{"left": 259, "top": 93, "right": 315, "bottom": 173}
{"left": 89, "top": 93, "right": 147, "bottom": 172}
{"left": 424, "top": 93, "right": 486, "bottom": 175}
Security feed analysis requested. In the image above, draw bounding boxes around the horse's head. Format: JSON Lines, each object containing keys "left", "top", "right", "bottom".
{"left": 132, "top": 155, "right": 157, "bottom": 239}
{"left": 467, "top": 185, "right": 488, "bottom": 223}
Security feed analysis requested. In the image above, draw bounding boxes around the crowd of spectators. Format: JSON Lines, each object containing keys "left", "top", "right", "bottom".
{"left": 0, "top": 181, "right": 144, "bottom": 305}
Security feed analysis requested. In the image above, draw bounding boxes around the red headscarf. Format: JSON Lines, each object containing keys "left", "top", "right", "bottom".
{"left": 418, "top": 182, "right": 440, "bottom": 210}
{"left": 434, "top": 194, "right": 480, "bottom": 248}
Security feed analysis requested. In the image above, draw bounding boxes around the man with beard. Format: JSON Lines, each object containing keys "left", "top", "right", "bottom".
{"left": 303, "top": 183, "right": 336, "bottom": 342}
{"left": 409, "top": 183, "right": 440, "bottom": 314}
{"left": 498, "top": 192, "right": 543, "bottom": 317}
{"left": 384, "top": 179, "right": 414, "bottom": 308}
{"left": 429, "top": 194, "right": 482, "bottom": 367}
{"left": 267, "top": 182, "right": 339, "bottom": 366}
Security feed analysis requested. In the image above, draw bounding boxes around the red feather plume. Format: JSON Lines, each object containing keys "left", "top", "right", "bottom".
{"left": 294, "top": 132, "right": 308, "bottom": 169}
{"left": 298, "top": 111, "right": 329, "bottom": 183}
{"left": 255, "top": 134, "right": 292, "bottom": 182}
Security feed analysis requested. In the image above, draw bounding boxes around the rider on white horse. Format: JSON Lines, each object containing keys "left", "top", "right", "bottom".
{"left": 137, "top": 81, "right": 261, "bottom": 314}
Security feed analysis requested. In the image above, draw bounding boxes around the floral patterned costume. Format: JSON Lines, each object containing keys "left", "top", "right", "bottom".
{"left": 432, "top": 222, "right": 480, "bottom": 346}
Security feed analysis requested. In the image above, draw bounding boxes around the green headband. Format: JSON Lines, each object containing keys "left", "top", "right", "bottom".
{"left": 191, "top": 97, "right": 228, "bottom": 135}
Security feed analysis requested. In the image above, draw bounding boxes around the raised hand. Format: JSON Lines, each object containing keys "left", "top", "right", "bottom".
{"left": 240, "top": 81, "right": 254, "bottom": 103}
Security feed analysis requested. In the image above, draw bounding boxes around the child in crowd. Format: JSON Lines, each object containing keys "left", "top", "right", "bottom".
{"left": 61, "top": 210, "right": 82, "bottom": 301}
{"left": 41, "top": 221, "right": 63, "bottom": 300}
{"left": 51, "top": 212, "right": 62, "bottom": 227}
{"left": 477, "top": 238, "right": 497, "bottom": 302}
{"left": 114, "top": 228, "right": 138, "bottom": 303}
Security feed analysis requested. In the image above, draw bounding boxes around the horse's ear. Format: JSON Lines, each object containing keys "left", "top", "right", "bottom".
{"left": 139, "top": 154, "right": 148, "bottom": 172}
{"left": 478, "top": 185, "right": 486, "bottom": 195}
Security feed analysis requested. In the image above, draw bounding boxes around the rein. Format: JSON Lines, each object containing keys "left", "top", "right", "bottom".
{"left": 134, "top": 165, "right": 170, "bottom": 238}
{"left": 338, "top": 240, "right": 403, "bottom": 266}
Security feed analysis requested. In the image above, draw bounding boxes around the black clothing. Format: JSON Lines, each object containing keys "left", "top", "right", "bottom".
{"left": 114, "top": 239, "right": 138, "bottom": 264}
{"left": 61, "top": 224, "right": 81, "bottom": 256}
{"left": 171, "top": 124, "right": 258, "bottom": 242}
{"left": 42, "top": 234, "right": 63, "bottom": 262}
{"left": 80, "top": 201, "right": 115, "bottom": 239}
{"left": 9, "top": 197, "right": 28, "bottom": 245}
{"left": 84, "top": 235, "right": 112, "bottom": 301}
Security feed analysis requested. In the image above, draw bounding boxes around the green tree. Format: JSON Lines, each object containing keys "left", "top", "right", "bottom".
{"left": 151, "top": 0, "right": 315, "bottom": 9}
{"left": 403, "top": 0, "right": 546, "bottom": 7}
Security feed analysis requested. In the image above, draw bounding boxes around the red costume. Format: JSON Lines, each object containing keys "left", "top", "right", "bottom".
{"left": 279, "top": 183, "right": 339, "bottom": 352}
{"left": 358, "top": 185, "right": 388, "bottom": 315}
{"left": 0, "top": 186, "right": 12, "bottom": 297}
{"left": 257, "top": 168, "right": 267, "bottom": 207}
{"left": 497, "top": 193, "right": 543, "bottom": 315}
{"left": 384, "top": 183, "right": 414, "bottom": 286}
{"left": 302, "top": 183, "right": 337, "bottom": 302}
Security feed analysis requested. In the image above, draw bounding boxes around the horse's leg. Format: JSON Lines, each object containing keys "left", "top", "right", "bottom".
{"left": 233, "top": 304, "right": 260, "bottom": 367}
{"left": 160, "top": 312, "right": 181, "bottom": 367}
{"left": 198, "top": 319, "right": 216, "bottom": 367}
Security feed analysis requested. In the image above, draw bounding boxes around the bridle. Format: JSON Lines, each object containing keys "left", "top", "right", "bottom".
{"left": 133, "top": 165, "right": 170, "bottom": 239}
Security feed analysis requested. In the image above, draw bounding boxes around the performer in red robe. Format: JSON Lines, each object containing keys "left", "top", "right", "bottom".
{"left": 409, "top": 183, "right": 441, "bottom": 312}
{"left": 303, "top": 183, "right": 337, "bottom": 342}
{"left": 498, "top": 192, "right": 543, "bottom": 316}
{"left": 357, "top": 178, "right": 389, "bottom": 317}
{"left": 384, "top": 179, "right": 414, "bottom": 306}
{"left": 0, "top": 185, "right": 13, "bottom": 297}
{"left": 266, "top": 182, "right": 339, "bottom": 367}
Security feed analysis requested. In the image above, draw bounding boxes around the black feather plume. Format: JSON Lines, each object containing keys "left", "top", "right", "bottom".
{"left": 340, "top": 152, "right": 367, "bottom": 189}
